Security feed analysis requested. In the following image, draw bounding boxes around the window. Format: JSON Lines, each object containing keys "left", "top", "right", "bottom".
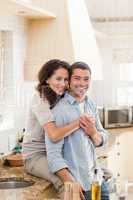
{"left": 119, "top": 63, "right": 133, "bottom": 81}
{"left": 116, "top": 63, "right": 133, "bottom": 105}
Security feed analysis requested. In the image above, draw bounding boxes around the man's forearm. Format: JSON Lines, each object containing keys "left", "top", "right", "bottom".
{"left": 90, "top": 128, "right": 103, "bottom": 146}
{"left": 56, "top": 168, "right": 75, "bottom": 183}
{"left": 79, "top": 115, "right": 103, "bottom": 146}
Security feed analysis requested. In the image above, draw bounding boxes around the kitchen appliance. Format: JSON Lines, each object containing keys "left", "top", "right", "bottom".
{"left": 104, "top": 106, "right": 132, "bottom": 128}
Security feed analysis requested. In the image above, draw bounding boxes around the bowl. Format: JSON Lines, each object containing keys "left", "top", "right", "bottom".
{"left": 5, "top": 154, "right": 24, "bottom": 167}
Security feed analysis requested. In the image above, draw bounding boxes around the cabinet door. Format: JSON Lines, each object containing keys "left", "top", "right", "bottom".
{"left": 107, "top": 132, "right": 133, "bottom": 181}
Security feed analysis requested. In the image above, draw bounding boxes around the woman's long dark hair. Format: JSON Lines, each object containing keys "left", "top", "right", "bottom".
{"left": 36, "top": 59, "right": 70, "bottom": 109}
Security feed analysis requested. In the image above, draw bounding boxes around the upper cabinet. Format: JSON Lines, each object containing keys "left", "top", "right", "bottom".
{"left": 24, "top": 0, "right": 75, "bottom": 80}
{"left": 1, "top": 0, "right": 56, "bottom": 19}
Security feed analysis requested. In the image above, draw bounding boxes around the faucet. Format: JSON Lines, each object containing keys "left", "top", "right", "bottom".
{"left": 0, "top": 151, "right": 12, "bottom": 164}
{"left": 0, "top": 114, "right": 3, "bottom": 123}
{"left": 0, "top": 152, "right": 5, "bottom": 161}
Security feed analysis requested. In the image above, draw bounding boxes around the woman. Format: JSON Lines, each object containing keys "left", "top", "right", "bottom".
{"left": 22, "top": 59, "right": 80, "bottom": 191}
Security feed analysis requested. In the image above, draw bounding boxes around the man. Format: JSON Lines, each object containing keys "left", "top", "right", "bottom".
{"left": 45, "top": 62, "right": 109, "bottom": 200}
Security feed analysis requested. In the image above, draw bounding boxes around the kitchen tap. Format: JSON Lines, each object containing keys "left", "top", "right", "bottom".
{"left": 0, "top": 153, "right": 5, "bottom": 167}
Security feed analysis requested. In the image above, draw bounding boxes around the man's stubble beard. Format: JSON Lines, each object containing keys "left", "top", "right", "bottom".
{"left": 69, "top": 87, "right": 88, "bottom": 100}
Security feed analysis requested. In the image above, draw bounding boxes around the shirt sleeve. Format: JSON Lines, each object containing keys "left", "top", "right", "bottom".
{"left": 31, "top": 93, "right": 54, "bottom": 126}
{"left": 45, "top": 134, "right": 68, "bottom": 173}
{"left": 45, "top": 105, "right": 69, "bottom": 173}
{"left": 95, "top": 106, "right": 109, "bottom": 147}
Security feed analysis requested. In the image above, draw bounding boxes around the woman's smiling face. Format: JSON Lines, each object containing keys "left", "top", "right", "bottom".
{"left": 47, "top": 68, "right": 69, "bottom": 95}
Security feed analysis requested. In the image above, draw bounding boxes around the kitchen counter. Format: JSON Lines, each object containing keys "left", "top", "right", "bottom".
{"left": 108, "top": 127, "right": 133, "bottom": 134}
{"left": 1, "top": 162, "right": 133, "bottom": 200}
{"left": 0, "top": 162, "right": 59, "bottom": 200}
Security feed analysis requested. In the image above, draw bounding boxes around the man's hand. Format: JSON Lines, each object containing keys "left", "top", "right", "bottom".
{"left": 77, "top": 182, "right": 85, "bottom": 200}
{"left": 64, "top": 181, "right": 85, "bottom": 200}
{"left": 56, "top": 168, "right": 75, "bottom": 182}
{"left": 79, "top": 114, "right": 96, "bottom": 137}
{"left": 79, "top": 114, "right": 102, "bottom": 146}
{"left": 56, "top": 168, "right": 85, "bottom": 199}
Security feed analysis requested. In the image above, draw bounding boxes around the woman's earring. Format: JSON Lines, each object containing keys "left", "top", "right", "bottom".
{"left": 46, "top": 80, "right": 50, "bottom": 88}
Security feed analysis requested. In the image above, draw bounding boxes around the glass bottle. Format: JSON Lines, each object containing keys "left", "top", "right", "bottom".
{"left": 91, "top": 169, "right": 101, "bottom": 200}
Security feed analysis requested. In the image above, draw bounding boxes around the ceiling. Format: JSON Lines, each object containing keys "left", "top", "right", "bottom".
{"left": 86, "top": 0, "right": 132, "bottom": 19}
{"left": 85, "top": 0, "right": 133, "bottom": 36}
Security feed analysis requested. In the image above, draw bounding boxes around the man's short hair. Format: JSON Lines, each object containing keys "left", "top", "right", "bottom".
{"left": 70, "top": 61, "right": 91, "bottom": 78}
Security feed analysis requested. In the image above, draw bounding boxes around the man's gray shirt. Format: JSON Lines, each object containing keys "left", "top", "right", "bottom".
{"left": 45, "top": 93, "right": 108, "bottom": 191}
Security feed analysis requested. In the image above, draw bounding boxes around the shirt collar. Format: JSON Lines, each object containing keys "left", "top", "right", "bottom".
{"left": 65, "top": 92, "right": 88, "bottom": 105}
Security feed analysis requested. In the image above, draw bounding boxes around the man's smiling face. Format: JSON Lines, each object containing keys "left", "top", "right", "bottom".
{"left": 69, "top": 68, "right": 91, "bottom": 99}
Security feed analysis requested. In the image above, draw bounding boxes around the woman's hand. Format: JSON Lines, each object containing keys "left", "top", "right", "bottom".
{"left": 78, "top": 183, "right": 85, "bottom": 200}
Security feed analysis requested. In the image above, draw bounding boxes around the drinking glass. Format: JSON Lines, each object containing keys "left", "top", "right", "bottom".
{"left": 116, "top": 179, "right": 128, "bottom": 200}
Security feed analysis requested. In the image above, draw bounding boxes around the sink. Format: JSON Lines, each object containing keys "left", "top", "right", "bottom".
{"left": 0, "top": 177, "right": 35, "bottom": 189}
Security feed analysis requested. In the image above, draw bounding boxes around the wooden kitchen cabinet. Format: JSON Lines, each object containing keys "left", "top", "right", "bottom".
{"left": 24, "top": 0, "right": 74, "bottom": 81}
{"left": 107, "top": 127, "right": 133, "bottom": 181}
